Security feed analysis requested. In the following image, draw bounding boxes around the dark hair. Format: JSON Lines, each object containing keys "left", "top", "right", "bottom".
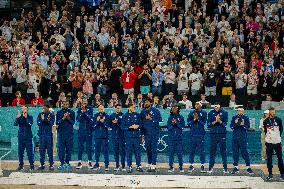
{"left": 268, "top": 107, "right": 275, "bottom": 111}
{"left": 145, "top": 97, "right": 152, "bottom": 103}
{"left": 170, "top": 105, "right": 180, "bottom": 114}
{"left": 115, "top": 104, "right": 121, "bottom": 108}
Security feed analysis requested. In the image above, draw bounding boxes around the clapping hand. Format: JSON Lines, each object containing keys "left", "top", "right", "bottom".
{"left": 130, "top": 124, "right": 139, "bottom": 129}
{"left": 17, "top": 110, "right": 21, "bottom": 118}
{"left": 193, "top": 113, "right": 199, "bottom": 121}
{"left": 146, "top": 114, "right": 152, "bottom": 120}
{"left": 41, "top": 113, "right": 45, "bottom": 120}
{"left": 112, "top": 118, "right": 118, "bottom": 124}
{"left": 235, "top": 118, "right": 239, "bottom": 124}
{"left": 172, "top": 118, "right": 177, "bottom": 125}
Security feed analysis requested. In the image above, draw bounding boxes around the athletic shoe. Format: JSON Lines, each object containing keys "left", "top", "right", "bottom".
{"left": 266, "top": 174, "right": 273, "bottom": 181}
{"left": 188, "top": 165, "right": 194, "bottom": 173}
{"left": 168, "top": 167, "right": 174, "bottom": 173}
{"left": 17, "top": 165, "right": 24, "bottom": 171}
{"left": 49, "top": 165, "right": 54, "bottom": 171}
{"left": 231, "top": 167, "right": 239, "bottom": 174}
{"left": 122, "top": 167, "right": 126, "bottom": 172}
{"left": 37, "top": 165, "right": 45, "bottom": 170}
{"left": 93, "top": 166, "right": 100, "bottom": 171}
{"left": 88, "top": 162, "right": 93, "bottom": 169}
{"left": 147, "top": 165, "right": 152, "bottom": 172}
{"left": 58, "top": 164, "right": 65, "bottom": 171}
{"left": 76, "top": 162, "right": 82, "bottom": 169}
{"left": 223, "top": 169, "right": 229, "bottom": 174}
{"left": 136, "top": 166, "right": 143, "bottom": 172}
{"left": 179, "top": 168, "right": 185, "bottom": 173}
{"left": 246, "top": 168, "right": 254, "bottom": 175}
{"left": 280, "top": 175, "right": 284, "bottom": 182}
{"left": 30, "top": 164, "right": 35, "bottom": 171}
{"left": 105, "top": 167, "right": 109, "bottom": 171}
{"left": 200, "top": 165, "right": 206, "bottom": 173}
{"left": 114, "top": 166, "right": 120, "bottom": 171}
{"left": 207, "top": 169, "right": 213, "bottom": 174}
{"left": 65, "top": 164, "right": 72, "bottom": 170}
{"left": 127, "top": 166, "right": 132, "bottom": 173}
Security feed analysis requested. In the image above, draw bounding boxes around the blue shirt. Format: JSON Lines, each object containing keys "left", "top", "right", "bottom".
{"left": 93, "top": 112, "right": 109, "bottom": 139}
{"left": 76, "top": 107, "right": 94, "bottom": 135}
{"left": 56, "top": 109, "right": 75, "bottom": 136}
{"left": 109, "top": 112, "right": 124, "bottom": 139}
{"left": 152, "top": 71, "right": 164, "bottom": 87}
{"left": 167, "top": 114, "right": 185, "bottom": 141}
{"left": 14, "top": 114, "right": 33, "bottom": 139}
{"left": 187, "top": 109, "right": 207, "bottom": 136}
{"left": 207, "top": 109, "right": 228, "bottom": 134}
{"left": 121, "top": 112, "right": 141, "bottom": 138}
{"left": 140, "top": 107, "right": 162, "bottom": 135}
{"left": 37, "top": 112, "right": 55, "bottom": 137}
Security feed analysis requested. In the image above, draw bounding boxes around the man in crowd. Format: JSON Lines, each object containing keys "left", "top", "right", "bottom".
{"left": 140, "top": 98, "right": 162, "bottom": 172}
{"left": 14, "top": 105, "right": 34, "bottom": 171}
{"left": 76, "top": 99, "right": 94, "bottom": 169}
{"left": 56, "top": 100, "right": 75, "bottom": 170}
{"left": 187, "top": 102, "right": 207, "bottom": 173}
{"left": 230, "top": 107, "right": 254, "bottom": 174}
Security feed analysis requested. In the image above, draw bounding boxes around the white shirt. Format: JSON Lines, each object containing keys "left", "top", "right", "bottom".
{"left": 178, "top": 100, "right": 192, "bottom": 109}
{"left": 164, "top": 72, "right": 176, "bottom": 84}
{"left": 235, "top": 73, "right": 247, "bottom": 89}
{"left": 189, "top": 72, "right": 203, "bottom": 90}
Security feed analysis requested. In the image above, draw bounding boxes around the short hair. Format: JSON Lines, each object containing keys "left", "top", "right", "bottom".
{"left": 115, "top": 104, "right": 121, "bottom": 108}
{"left": 268, "top": 107, "right": 275, "bottom": 111}
{"left": 144, "top": 97, "right": 152, "bottom": 103}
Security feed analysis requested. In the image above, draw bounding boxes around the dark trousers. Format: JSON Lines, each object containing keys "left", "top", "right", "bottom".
{"left": 145, "top": 134, "right": 159, "bottom": 165}
{"left": 18, "top": 137, "right": 34, "bottom": 166}
{"left": 58, "top": 135, "right": 73, "bottom": 165}
{"left": 209, "top": 134, "right": 227, "bottom": 169}
{"left": 189, "top": 136, "right": 205, "bottom": 164}
{"left": 232, "top": 136, "right": 250, "bottom": 166}
{"left": 266, "top": 142, "right": 284, "bottom": 175}
{"left": 39, "top": 136, "right": 53, "bottom": 166}
{"left": 113, "top": 137, "right": 125, "bottom": 168}
{"left": 125, "top": 137, "right": 141, "bottom": 167}
{"left": 94, "top": 138, "right": 109, "bottom": 167}
{"left": 78, "top": 134, "right": 93, "bottom": 161}
{"left": 168, "top": 139, "right": 183, "bottom": 168}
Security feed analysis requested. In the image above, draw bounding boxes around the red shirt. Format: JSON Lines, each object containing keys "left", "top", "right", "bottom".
{"left": 121, "top": 71, "right": 137, "bottom": 89}
{"left": 31, "top": 97, "right": 44, "bottom": 106}
{"left": 11, "top": 98, "right": 26, "bottom": 106}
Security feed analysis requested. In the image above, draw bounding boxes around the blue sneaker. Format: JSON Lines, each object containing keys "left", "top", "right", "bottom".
{"left": 58, "top": 164, "right": 65, "bottom": 171}
{"left": 65, "top": 164, "right": 72, "bottom": 170}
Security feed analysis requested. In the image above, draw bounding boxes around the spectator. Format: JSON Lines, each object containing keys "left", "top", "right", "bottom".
{"left": 108, "top": 93, "right": 121, "bottom": 108}
{"left": 162, "top": 92, "right": 177, "bottom": 109}
{"left": 13, "top": 63, "right": 27, "bottom": 97}
{"left": 31, "top": 92, "right": 44, "bottom": 106}
{"left": 152, "top": 65, "right": 164, "bottom": 96}
{"left": 152, "top": 96, "right": 162, "bottom": 108}
{"left": 235, "top": 67, "right": 248, "bottom": 97}
{"left": 164, "top": 66, "right": 176, "bottom": 95}
{"left": 73, "top": 91, "right": 84, "bottom": 108}
{"left": 1, "top": 63, "right": 12, "bottom": 106}
{"left": 135, "top": 93, "right": 144, "bottom": 109}
{"left": 189, "top": 67, "right": 203, "bottom": 96}
{"left": 177, "top": 64, "right": 189, "bottom": 95}
{"left": 69, "top": 66, "right": 83, "bottom": 100}
{"left": 197, "top": 94, "right": 211, "bottom": 109}
{"left": 178, "top": 94, "right": 193, "bottom": 109}
{"left": 56, "top": 92, "right": 66, "bottom": 108}
{"left": 121, "top": 65, "right": 137, "bottom": 95}
{"left": 92, "top": 93, "right": 105, "bottom": 108}
{"left": 204, "top": 64, "right": 217, "bottom": 96}
{"left": 138, "top": 64, "right": 152, "bottom": 95}
{"left": 11, "top": 91, "right": 26, "bottom": 107}
{"left": 125, "top": 92, "right": 135, "bottom": 107}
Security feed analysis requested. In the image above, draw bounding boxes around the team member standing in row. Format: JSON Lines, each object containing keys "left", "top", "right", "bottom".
{"left": 14, "top": 105, "right": 34, "bottom": 171}
{"left": 56, "top": 100, "right": 75, "bottom": 170}
{"left": 230, "top": 107, "right": 254, "bottom": 174}
{"left": 76, "top": 99, "right": 94, "bottom": 169}
{"left": 37, "top": 104, "right": 55, "bottom": 171}
{"left": 110, "top": 104, "right": 126, "bottom": 171}
{"left": 167, "top": 105, "right": 185, "bottom": 173}
{"left": 207, "top": 103, "right": 228, "bottom": 174}
{"left": 263, "top": 107, "right": 284, "bottom": 181}
{"left": 187, "top": 102, "right": 207, "bottom": 173}
{"left": 140, "top": 98, "right": 162, "bottom": 172}
{"left": 93, "top": 105, "right": 110, "bottom": 171}
{"left": 121, "top": 103, "right": 144, "bottom": 173}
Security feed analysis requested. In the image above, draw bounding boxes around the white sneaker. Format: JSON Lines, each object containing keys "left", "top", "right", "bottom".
{"left": 207, "top": 169, "right": 213, "bottom": 174}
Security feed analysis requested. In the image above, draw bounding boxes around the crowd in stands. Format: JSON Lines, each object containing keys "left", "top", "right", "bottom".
{"left": 0, "top": 0, "right": 284, "bottom": 109}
